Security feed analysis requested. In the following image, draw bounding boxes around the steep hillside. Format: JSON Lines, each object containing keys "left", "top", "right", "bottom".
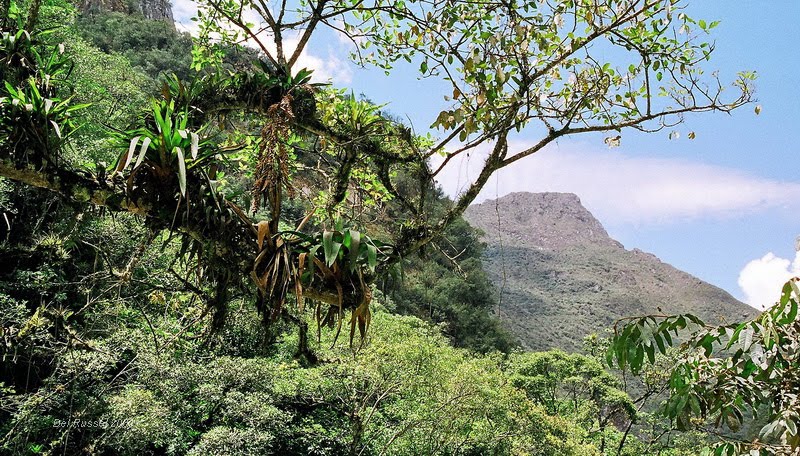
{"left": 464, "top": 192, "right": 758, "bottom": 352}
{"left": 80, "top": 0, "right": 174, "bottom": 23}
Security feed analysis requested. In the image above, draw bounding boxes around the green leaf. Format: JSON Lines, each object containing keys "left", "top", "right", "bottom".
{"left": 760, "top": 420, "right": 780, "bottom": 440}
{"left": 366, "top": 244, "right": 377, "bottom": 272}
{"left": 323, "top": 230, "right": 342, "bottom": 267}
{"left": 308, "top": 245, "right": 320, "bottom": 278}
{"left": 654, "top": 333, "right": 666, "bottom": 354}
{"left": 689, "top": 395, "right": 702, "bottom": 416}
{"left": 152, "top": 100, "right": 166, "bottom": 133}
{"left": 663, "top": 329, "right": 673, "bottom": 346}
{"left": 726, "top": 322, "right": 748, "bottom": 349}
{"left": 782, "top": 298, "right": 799, "bottom": 325}
{"left": 686, "top": 314, "right": 705, "bottom": 327}
{"left": 675, "top": 394, "right": 688, "bottom": 417}
{"left": 785, "top": 418, "right": 797, "bottom": 437}
{"left": 791, "top": 279, "right": 800, "bottom": 295}
{"left": 740, "top": 327, "right": 754, "bottom": 352}
{"left": 342, "top": 229, "right": 351, "bottom": 250}
{"left": 645, "top": 342, "right": 655, "bottom": 363}
{"left": 605, "top": 345, "right": 615, "bottom": 367}
{"left": 632, "top": 344, "right": 644, "bottom": 373}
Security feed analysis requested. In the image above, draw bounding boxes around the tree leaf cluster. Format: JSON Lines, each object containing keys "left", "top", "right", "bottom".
{"left": 608, "top": 279, "right": 800, "bottom": 455}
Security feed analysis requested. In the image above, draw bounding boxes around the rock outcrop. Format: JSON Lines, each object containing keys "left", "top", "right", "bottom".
{"left": 80, "top": 0, "right": 174, "bottom": 26}
{"left": 464, "top": 192, "right": 758, "bottom": 351}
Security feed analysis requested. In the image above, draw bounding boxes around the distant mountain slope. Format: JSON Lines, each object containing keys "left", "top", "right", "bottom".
{"left": 464, "top": 192, "right": 758, "bottom": 352}
{"left": 80, "top": 0, "right": 174, "bottom": 24}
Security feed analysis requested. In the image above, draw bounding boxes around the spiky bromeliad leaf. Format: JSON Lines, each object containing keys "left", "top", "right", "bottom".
{"left": 256, "top": 220, "right": 270, "bottom": 251}
{"left": 348, "top": 229, "right": 360, "bottom": 273}
{"left": 134, "top": 136, "right": 152, "bottom": 169}
{"left": 175, "top": 146, "right": 187, "bottom": 197}
{"left": 190, "top": 131, "right": 199, "bottom": 159}
{"left": 116, "top": 135, "right": 140, "bottom": 173}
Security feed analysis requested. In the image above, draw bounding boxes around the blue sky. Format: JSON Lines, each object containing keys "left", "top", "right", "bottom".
{"left": 174, "top": 1, "right": 799, "bottom": 308}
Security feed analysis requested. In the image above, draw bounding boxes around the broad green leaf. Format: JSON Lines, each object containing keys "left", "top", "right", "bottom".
{"left": 343, "top": 229, "right": 351, "bottom": 249}
{"left": 323, "top": 230, "right": 342, "bottom": 266}
{"left": 783, "top": 299, "right": 799, "bottom": 325}
{"left": 645, "top": 342, "right": 655, "bottom": 363}
{"left": 726, "top": 321, "right": 748, "bottom": 349}
{"left": 654, "top": 333, "right": 666, "bottom": 354}
{"left": 740, "top": 327, "right": 754, "bottom": 352}
{"left": 663, "top": 329, "right": 673, "bottom": 346}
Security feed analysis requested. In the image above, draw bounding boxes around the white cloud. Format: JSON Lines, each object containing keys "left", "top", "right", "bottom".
{"left": 171, "top": 0, "right": 353, "bottom": 84}
{"left": 289, "top": 43, "right": 353, "bottom": 84}
{"left": 172, "top": 0, "right": 199, "bottom": 32}
{"left": 434, "top": 140, "right": 800, "bottom": 225}
{"left": 738, "top": 252, "right": 800, "bottom": 310}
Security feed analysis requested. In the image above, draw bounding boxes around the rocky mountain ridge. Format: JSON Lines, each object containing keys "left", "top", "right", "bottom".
{"left": 80, "top": 0, "right": 174, "bottom": 24}
{"left": 464, "top": 192, "right": 758, "bottom": 351}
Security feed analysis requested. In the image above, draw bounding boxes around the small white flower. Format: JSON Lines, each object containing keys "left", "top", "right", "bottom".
{"left": 568, "top": 72, "right": 577, "bottom": 85}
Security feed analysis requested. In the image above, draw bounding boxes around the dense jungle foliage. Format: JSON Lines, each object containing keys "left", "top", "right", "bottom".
{"left": 1, "top": 0, "right": 798, "bottom": 454}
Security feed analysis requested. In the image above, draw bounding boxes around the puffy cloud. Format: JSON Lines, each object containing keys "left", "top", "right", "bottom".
{"left": 434, "top": 140, "right": 800, "bottom": 225}
{"left": 171, "top": 0, "right": 353, "bottom": 84}
{"left": 288, "top": 44, "right": 353, "bottom": 84}
{"left": 172, "top": 0, "right": 198, "bottom": 32}
{"left": 738, "top": 252, "right": 800, "bottom": 310}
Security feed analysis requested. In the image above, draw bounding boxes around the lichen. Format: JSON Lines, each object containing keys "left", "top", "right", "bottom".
{"left": 72, "top": 185, "right": 91, "bottom": 202}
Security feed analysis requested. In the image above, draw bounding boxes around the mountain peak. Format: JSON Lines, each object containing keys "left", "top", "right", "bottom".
{"left": 463, "top": 191, "right": 757, "bottom": 351}
{"left": 466, "top": 192, "right": 621, "bottom": 251}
